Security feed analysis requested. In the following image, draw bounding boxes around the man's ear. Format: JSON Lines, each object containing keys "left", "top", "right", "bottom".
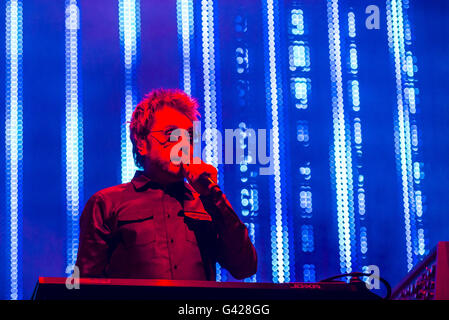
{"left": 136, "top": 138, "right": 148, "bottom": 156}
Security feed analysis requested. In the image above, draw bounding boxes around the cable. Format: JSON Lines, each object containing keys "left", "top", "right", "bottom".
{"left": 320, "top": 272, "right": 392, "bottom": 300}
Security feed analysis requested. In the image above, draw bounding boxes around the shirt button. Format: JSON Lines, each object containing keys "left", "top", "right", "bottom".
{"left": 174, "top": 265, "right": 177, "bottom": 270}
{"left": 170, "top": 239, "right": 174, "bottom": 243}
{"left": 167, "top": 214, "right": 170, "bottom": 218}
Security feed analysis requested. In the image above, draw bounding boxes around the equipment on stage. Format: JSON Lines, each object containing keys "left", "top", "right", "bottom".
{"left": 391, "top": 241, "right": 449, "bottom": 300}
{"left": 32, "top": 277, "right": 380, "bottom": 300}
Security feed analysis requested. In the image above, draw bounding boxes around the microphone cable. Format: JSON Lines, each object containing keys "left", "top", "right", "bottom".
{"left": 320, "top": 272, "right": 392, "bottom": 300}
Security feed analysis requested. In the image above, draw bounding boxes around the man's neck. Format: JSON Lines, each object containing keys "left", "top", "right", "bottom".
{"left": 142, "top": 168, "right": 183, "bottom": 187}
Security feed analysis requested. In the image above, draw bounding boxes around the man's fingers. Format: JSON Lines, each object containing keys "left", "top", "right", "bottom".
{"left": 183, "top": 158, "right": 218, "bottom": 181}
{"left": 180, "top": 162, "right": 190, "bottom": 179}
{"left": 181, "top": 163, "right": 196, "bottom": 183}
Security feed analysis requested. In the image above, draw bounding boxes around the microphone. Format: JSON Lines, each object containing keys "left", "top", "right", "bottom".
{"left": 206, "top": 176, "right": 217, "bottom": 186}
{"left": 200, "top": 172, "right": 221, "bottom": 195}
{"left": 181, "top": 162, "right": 221, "bottom": 196}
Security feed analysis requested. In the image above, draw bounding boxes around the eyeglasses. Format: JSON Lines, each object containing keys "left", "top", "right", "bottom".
{"left": 149, "top": 127, "right": 194, "bottom": 146}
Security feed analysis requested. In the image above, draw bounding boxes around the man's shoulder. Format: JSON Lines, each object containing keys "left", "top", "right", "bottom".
{"left": 90, "top": 182, "right": 131, "bottom": 202}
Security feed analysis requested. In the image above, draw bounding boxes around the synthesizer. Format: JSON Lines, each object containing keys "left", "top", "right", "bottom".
{"left": 391, "top": 241, "right": 449, "bottom": 300}
{"left": 32, "top": 277, "right": 380, "bottom": 300}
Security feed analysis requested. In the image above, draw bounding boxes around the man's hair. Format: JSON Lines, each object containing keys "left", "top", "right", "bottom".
{"left": 129, "top": 88, "right": 200, "bottom": 169}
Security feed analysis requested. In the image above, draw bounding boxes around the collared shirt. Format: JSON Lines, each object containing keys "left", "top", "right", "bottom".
{"left": 75, "top": 171, "right": 257, "bottom": 281}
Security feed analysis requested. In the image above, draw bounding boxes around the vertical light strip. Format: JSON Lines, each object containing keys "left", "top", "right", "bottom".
{"left": 64, "top": 0, "right": 83, "bottom": 271}
{"left": 200, "top": 0, "right": 219, "bottom": 170}
{"left": 262, "top": 0, "right": 290, "bottom": 283}
{"left": 176, "top": 0, "right": 194, "bottom": 95}
{"left": 287, "top": 7, "right": 315, "bottom": 282}
{"left": 200, "top": 0, "right": 225, "bottom": 281}
{"left": 327, "top": 0, "right": 354, "bottom": 274}
{"left": 346, "top": 11, "right": 368, "bottom": 267}
{"left": 233, "top": 13, "right": 257, "bottom": 283}
{"left": 387, "top": 0, "right": 425, "bottom": 271}
{"left": 119, "top": 0, "right": 140, "bottom": 183}
{"left": 244, "top": 222, "right": 256, "bottom": 282}
{"left": 5, "top": 0, "right": 23, "bottom": 300}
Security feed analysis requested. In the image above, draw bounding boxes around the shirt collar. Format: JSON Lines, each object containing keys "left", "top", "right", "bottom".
{"left": 131, "top": 170, "right": 195, "bottom": 196}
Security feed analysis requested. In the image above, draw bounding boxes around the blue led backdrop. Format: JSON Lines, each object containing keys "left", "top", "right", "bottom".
{"left": 1, "top": 0, "right": 449, "bottom": 299}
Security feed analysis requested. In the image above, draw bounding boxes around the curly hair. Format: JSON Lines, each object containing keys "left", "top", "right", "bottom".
{"left": 129, "top": 88, "right": 200, "bottom": 169}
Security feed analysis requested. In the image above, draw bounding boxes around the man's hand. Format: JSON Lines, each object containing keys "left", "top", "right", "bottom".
{"left": 181, "top": 157, "right": 218, "bottom": 196}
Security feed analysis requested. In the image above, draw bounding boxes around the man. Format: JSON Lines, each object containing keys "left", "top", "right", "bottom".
{"left": 75, "top": 88, "right": 257, "bottom": 281}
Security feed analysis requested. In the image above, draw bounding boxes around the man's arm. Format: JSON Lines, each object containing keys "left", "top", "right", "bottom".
{"left": 75, "top": 192, "right": 112, "bottom": 277}
{"left": 200, "top": 191, "right": 258, "bottom": 280}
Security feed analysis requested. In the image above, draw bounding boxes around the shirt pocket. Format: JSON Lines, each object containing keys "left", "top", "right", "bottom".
{"left": 117, "top": 212, "right": 156, "bottom": 247}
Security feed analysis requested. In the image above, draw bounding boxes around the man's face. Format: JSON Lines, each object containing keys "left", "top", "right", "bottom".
{"left": 140, "top": 106, "right": 193, "bottom": 180}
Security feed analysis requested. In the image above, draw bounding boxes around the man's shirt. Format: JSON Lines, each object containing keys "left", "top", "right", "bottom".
{"left": 75, "top": 171, "right": 257, "bottom": 280}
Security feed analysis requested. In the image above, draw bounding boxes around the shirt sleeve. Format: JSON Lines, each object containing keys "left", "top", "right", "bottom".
{"left": 200, "top": 190, "right": 258, "bottom": 280}
{"left": 75, "top": 192, "right": 112, "bottom": 278}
